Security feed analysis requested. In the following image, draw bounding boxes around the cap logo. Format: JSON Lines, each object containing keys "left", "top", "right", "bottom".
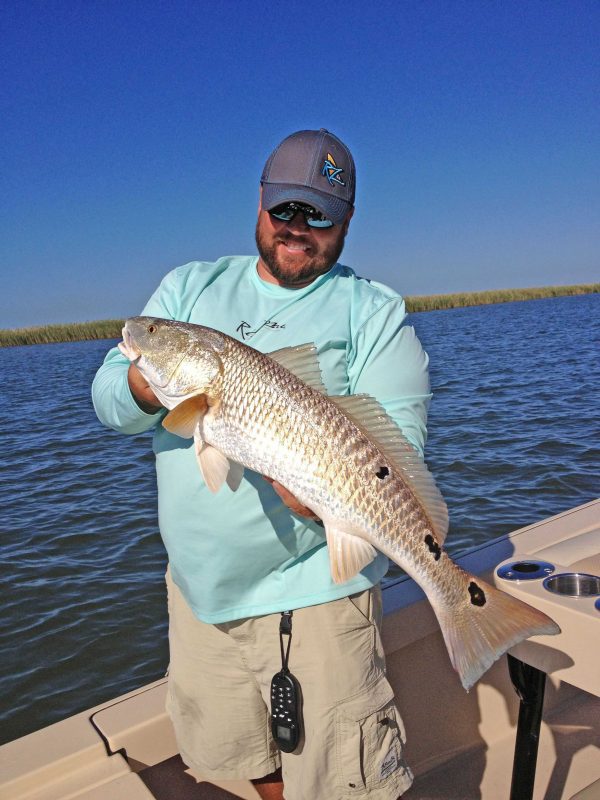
{"left": 321, "top": 153, "right": 346, "bottom": 188}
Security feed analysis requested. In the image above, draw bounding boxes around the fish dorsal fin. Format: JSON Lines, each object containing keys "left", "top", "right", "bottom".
{"left": 330, "top": 394, "right": 449, "bottom": 543}
{"left": 267, "top": 343, "right": 327, "bottom": 393}
{"left": 163, "top": 395, "right": 209, "bottom": 439}
{"left": 325, "top": 525, "right": 378, "bottom": 584}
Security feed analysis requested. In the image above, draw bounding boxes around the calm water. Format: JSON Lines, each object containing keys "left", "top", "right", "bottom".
{"left": 1, "top": 294, "right": 598, "bottom": 744}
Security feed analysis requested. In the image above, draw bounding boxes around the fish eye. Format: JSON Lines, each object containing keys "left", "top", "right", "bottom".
{"left": 147, "top": 324, "right": 157, "bottom": 334}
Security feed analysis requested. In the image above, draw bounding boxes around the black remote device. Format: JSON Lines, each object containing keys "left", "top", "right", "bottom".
{"left": 270, "top": 669, "right": 302, "bottom": 752}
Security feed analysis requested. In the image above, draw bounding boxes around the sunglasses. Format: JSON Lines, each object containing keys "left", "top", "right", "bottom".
{"left": 269, "top": 202, "right": 334, "bottom": 229}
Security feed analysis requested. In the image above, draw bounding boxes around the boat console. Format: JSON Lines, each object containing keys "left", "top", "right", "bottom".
{"left": 493, "top": 512, "right": 600, "bottom": 799}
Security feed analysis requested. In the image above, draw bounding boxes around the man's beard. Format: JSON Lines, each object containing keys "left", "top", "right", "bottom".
{"left": 255, "top": 222, "right": 345, "bottom": 287}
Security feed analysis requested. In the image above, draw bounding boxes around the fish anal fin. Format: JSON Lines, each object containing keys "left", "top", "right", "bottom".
{"left": 163, "top": 395, "right": 208, "bottom": 439}
{"left": 325, "top": 525, "right": 378, "bottom": 584}
{"left": 268, "top": 344, "right": 326, "bottom": 393}
{"left": 226, "top": 461, "right": 245, "bottom": 492}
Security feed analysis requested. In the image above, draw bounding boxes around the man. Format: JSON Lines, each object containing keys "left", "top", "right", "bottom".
{"left": 92, "top": 129, "right": 430, "bottom": 799}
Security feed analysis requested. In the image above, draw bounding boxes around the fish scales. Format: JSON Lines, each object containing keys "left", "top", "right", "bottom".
{"left": 220, "top": 355, "right": 436, "bottom": 569}
{"left": 119, "top": 317, "right": 561, "bottom": 690}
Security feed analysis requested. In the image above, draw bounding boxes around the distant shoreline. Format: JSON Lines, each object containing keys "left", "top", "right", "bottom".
{"left": 2, "top": 283, "right": 598, "bottom": 347}
{"left": 405, "top": 282, "right": 599, "bottom": 312}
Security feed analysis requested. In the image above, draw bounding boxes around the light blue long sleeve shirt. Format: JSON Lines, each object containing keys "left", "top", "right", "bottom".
{"left": 92, "top": 257, "right": 431, "bottom": 622}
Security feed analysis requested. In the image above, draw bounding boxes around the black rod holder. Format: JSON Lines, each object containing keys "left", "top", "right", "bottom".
{"left": 508, "top": 654, "right": 547, "bottom": 800}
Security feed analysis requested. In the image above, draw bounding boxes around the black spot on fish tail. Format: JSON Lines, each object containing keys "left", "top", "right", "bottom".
{"left": 424, "top": 534, "right": 442, "bottom": 561}
{"left": 468, "top": 581, "right": 486, "bottom": 607}
{"left": 376, "top": 466, "right": 390, "bottom": 479}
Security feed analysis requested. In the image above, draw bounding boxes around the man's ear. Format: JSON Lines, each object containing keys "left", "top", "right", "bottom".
{"left": 258, "top": 185, "right": 263, "bottom": 214}
{"left": 343, "top": 207, "right": 354, "bottom": 235}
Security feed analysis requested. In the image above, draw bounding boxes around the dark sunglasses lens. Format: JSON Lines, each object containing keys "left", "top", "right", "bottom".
{"left": 269, "top": 203, "right": 334, "bottom": 228}
{"left": 305, "top": 214, "right": 333, "bottom": 228}
{"left": 270, "top": 205, "right": 295, "bottom": 221}
{"left": 301, "top": 205, "right": 333, "bottom": 228}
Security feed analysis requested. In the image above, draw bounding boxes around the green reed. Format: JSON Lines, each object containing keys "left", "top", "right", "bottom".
{"left": 0, "top": 320, "right": 124, "bottom": 347}
{"left": 1, "top": 284, "right": 598, "bottom": 346}
{"left": 404, "top": 283, "right": 599, "bottom": 313}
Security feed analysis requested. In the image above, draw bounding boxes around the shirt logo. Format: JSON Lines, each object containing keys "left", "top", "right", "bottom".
{"left": 321, "top": 153, "right": 346, "bottom": 187}
{"left": 236, "top": 319, "right": 286, "bottom": 340}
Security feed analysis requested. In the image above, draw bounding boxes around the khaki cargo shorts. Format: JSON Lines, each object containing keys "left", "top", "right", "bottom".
{"left": 166, "top": 570, "right": 413, "bottom": 799}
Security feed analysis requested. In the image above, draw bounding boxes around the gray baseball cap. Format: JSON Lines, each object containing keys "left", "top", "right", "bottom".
{"left": 260, "top": 129, "right": 355, "bottom": 226}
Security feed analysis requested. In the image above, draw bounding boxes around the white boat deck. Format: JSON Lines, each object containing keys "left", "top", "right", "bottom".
{"left": 1, "top": 500, "right": 599, "bottom": 800}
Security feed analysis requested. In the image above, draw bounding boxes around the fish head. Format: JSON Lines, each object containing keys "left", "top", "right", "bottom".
{"left": 119, "top": 316, "right": 224, "bottom": 406}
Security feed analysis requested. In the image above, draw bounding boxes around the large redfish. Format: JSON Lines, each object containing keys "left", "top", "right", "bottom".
{"left": 119, "top": 316, "right": 559, "bottom": 689}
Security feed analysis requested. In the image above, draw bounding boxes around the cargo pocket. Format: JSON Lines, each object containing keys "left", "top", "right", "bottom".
{"left": 335, "top": 673, "right": 412, "bottom": 798}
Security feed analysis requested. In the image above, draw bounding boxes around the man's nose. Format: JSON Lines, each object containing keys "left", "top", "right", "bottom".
{"left": 286, "top": 211, "right": 310, "bottom": 233}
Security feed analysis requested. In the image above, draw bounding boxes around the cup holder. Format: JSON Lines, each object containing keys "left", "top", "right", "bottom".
{"left": 497, "top": 560, "right": 555, "bottom": 581}
{"left": 543, "top": 573, "right": 600, "bottom": 598}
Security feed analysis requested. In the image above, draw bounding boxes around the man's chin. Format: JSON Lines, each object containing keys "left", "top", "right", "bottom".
{"left": 267, "top": 262, "right": 325, "bottom": 287}
{"left": 274, "top": 248, "right": 311, "bottom": 270}
{"left": 257, "top": 246, "right": 326, "bottom": 286}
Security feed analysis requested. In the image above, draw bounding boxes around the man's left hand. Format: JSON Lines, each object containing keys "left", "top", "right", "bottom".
{"left": 264, "top": 477, "right": 321, "bottom": 521}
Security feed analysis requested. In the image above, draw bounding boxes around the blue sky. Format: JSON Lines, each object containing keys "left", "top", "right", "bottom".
{"left": 2, "top": 0, "right": 598, "bottom": 328}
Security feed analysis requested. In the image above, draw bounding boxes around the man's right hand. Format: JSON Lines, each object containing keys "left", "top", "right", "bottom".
{"left": 128, "top": 364, "right": 163, "bottom": 414}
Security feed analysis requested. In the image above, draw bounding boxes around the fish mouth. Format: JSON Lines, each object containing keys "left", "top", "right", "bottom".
{"left": 118, "top": 327, "right": 142, "bottom": 362}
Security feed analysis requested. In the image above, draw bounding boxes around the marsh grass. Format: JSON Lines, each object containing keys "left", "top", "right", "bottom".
{"left": 404, "top": 283, "right": 599, "bottom": 313}
{"left": 0, "top": 320, "right": 123, "bottom": 347}
{"left": 1, "top": 284, "right": 598, "bottom": 347}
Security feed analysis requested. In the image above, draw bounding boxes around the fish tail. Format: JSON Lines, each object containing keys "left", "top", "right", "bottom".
{"left": 432, "top": 570, "right": 560, "bottom": 691}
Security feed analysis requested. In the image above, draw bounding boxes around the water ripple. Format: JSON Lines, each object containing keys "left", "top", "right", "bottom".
{"left": 1, "top": 297, "right": 599, "bottom": 743}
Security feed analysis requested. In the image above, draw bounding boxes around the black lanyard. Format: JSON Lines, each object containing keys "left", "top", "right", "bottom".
{"left": 279, "top": 610, "right": 293, "bottom": 672}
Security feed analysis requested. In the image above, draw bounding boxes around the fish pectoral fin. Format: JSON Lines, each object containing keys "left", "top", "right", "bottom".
{"left": 163, "top": 395, "right": 209, "bottom": 439}
{"left": 325, "top": 526, "right": 378, "bottom": 584}
{"left": 195, "top": 442, "right": 233, "bottom": 494}
{"left": 226, "top": 461, "right": 245, "bottom": 492}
